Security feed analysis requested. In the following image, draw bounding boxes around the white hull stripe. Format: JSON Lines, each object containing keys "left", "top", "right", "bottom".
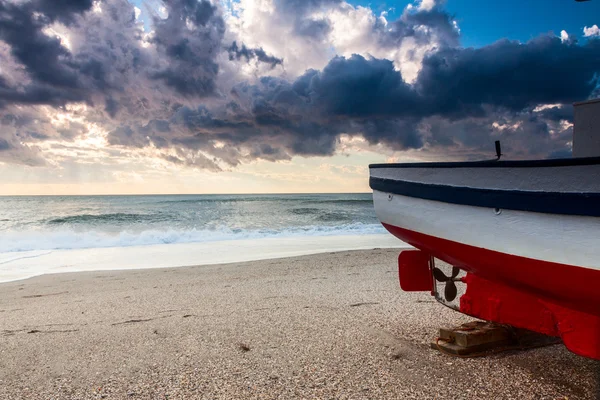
{"left": 372, "top": 190, "right": 600, "bottom": 270}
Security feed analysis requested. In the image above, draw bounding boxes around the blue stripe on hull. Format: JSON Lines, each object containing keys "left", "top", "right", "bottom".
{"left": 369, "top": 177, "right": 600, "bottom": 217}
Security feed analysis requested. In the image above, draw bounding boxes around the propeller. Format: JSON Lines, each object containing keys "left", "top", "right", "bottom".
{"left": 433, "top": 266, "right": 461, "bottom": 302}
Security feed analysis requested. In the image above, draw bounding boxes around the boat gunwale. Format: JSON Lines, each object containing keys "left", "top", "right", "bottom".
{"left": 369, "top": 156, "right": 600, "bottom": 169}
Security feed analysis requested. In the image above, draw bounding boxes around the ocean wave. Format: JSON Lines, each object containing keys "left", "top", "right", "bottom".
{"left": 47, "top": 213, "right": 165, "bottom": 225}
{"left": 316, "top": 212, "right": 350, "bottom": 222}
{"left": 156, "top": 197, "right": 310, "bottom": 204}
{"left": 289, "top": 207, "right": 321, "bottom": 215}
{"left": 0, "top": 223, "right": 387, "bottom": 253}
{"left": 303, "top": 199, "right": 373, "bottom": 205}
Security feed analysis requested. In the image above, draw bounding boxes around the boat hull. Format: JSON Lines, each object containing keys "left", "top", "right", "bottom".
{"left": 373, "top": 190, "right": 600, "bottom": 311}
{"left": 369, "top": 158, "right": 600, "bottom": 359}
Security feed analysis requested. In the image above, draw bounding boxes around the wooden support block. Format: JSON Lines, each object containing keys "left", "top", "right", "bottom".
{"left": 453, "top": 323, "right": 511, "bottom": 347}
{"left": 432, "top": 321, "right": 561, "bottom": 357}
{"left": 431, "top": 340, "right": 497, "bottom": 356}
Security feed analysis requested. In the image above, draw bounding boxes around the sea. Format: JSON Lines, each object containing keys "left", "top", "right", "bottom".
{"left": 0, "top": 194, "right": 404, "bottom": 282}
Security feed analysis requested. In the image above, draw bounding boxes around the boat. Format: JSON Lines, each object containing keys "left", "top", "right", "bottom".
{"left": 369, "top": 156, "right": 600, "bottom": 359}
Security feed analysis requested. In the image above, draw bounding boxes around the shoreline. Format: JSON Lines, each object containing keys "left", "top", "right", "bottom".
{"left": 1, "top": 248, "right": 598, "bottom": 399}
{"left": 0, "top": 234, "right": 407, "bottom": 283}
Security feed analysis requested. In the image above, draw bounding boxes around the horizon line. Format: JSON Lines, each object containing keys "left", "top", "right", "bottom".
{"left": 0, "top": 191, "right": 373, "bottom": 197}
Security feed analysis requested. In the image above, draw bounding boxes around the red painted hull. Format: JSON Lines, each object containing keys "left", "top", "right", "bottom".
{"left": 383, "top": 222, "right": 600, "bottom": 359}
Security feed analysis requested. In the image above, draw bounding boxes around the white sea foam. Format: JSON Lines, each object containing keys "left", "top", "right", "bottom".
{"left": 0, "top": 234, "right": 409, "bottom": 283}
{"left": 0, "top": 223, "right": 386, "bottom": 253}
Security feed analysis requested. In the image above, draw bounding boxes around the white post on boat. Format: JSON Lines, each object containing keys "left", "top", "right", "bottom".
{"left": 573, "top": 98, "right": 600, "bottom": 157}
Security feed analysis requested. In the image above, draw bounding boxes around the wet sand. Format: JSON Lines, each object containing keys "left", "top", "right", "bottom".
{"left": 1, "top": 248, "right": 598, "bottom": 399}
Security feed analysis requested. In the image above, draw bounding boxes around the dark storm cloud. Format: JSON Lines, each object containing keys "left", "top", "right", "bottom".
{"left": 300, "top": 55, "right": 416, "bottom": 117}
{"left": 0, "top": 85, "right": 86, "bottom": 107}
{"left": 33, "top": 0, "right": 95, "bottom": 24}
{"left": 104, "top": 97, "right": 120, "bottom": 118}
{"left": 0, "top": 0, "right": 232, "bottom": 165}
{"left": 150, "top": 0, "right": 225, "bottom": 96}
{"left": 107, "top": 33, "right": 597, "bottom": 164}
{"left": 0, "top": 0, "right": 142, "bottom": 109}
{"left": 292, "top": 37, "right": 600, "bottom": 122}
{"left": 358, "top": 118, "right": 423, "bottom": 150}
{"left": 227, "top": 41, "right": 283, "bottom": 68}
{"left": 417, "top": 36, "right": 600, "bottom": 116}
{"left": 1, "top": 0, "right": 228, "bottom": 107}
{"left": 0, "top": 0, "right": 596, "bottom": 168}
{"left": 210, "top": 35, "right": 597, "bottom": 158}
{"left": 0, "top": 1, "right": 87, "bottom": 105}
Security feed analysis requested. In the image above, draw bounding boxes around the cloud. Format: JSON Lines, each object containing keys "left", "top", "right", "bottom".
{"left": 34, "top": 0, "right": 95, "bottom": 24}
{"left": 223, "top": 0, "right": 460, "bottom": 82}
{"left": 226, "top": 41, "right": 283, "bottom": 68}
{"left": 274, "top": 0, "right": 341, "bottom": 39}
{"left": 417, "top": 0, "right": 437, "bottom": 12}
{"left": 584, "top": 25, "right": 600, "bottom": 37}
{"left": 0, "top": 1, "right": 90, "bottom": 107}
{"left": 108, "top": 33, "right": 595, "bottom": 164}
{"left": 0, "top": 0, "right": 597, "bottom": 169}
{"left": 416, "top": 36, "right": 600, "bottom": 115}
{"left": 149, "top": 0, "right": 225, "bottom": 96}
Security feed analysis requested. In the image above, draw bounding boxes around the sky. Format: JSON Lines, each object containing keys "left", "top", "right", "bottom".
{"left": 0, "top": 0, "right": 599, "bottom": 195}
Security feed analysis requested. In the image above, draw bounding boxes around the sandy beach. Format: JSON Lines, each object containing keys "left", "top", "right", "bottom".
{"left": 1, "top": 248, "right": 599, "bottom": 399}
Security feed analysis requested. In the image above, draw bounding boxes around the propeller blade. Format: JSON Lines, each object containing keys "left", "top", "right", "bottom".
{"left": 445, "top": 281, "right": 458, "bottom": 302}
{"left": 433, "top": 267, "right": 449, "bottom": 282}
{"left": 451, "top": 266, "right": 461, "bottom": 279}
